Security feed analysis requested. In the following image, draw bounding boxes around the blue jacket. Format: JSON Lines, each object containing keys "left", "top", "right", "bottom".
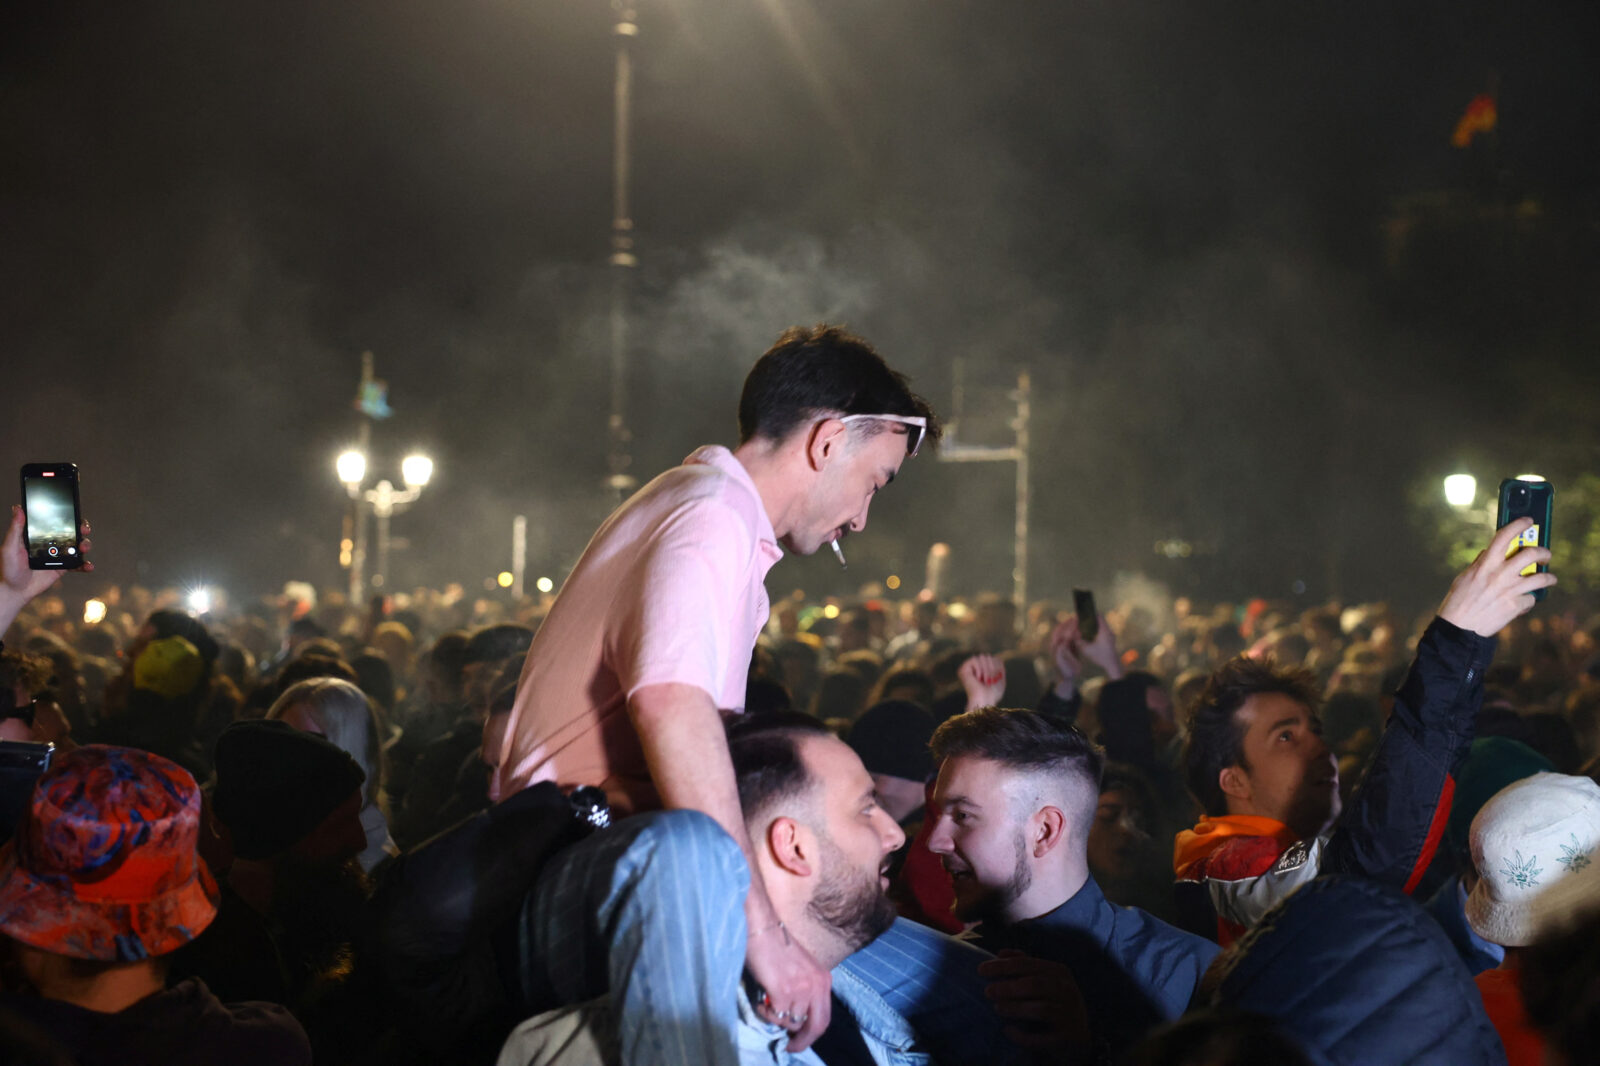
{"left": 1216, "top": 876, "right": 1506, "bottom": 1066}
{"left": 980, "top": 876, "right": 1220, "bottom": 1055}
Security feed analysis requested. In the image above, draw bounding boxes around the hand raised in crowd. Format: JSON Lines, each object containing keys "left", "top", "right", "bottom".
{"left": 959, "top": 653, "right": 1007, "bottom": 711}
{"left": 1047, "top": 618, "right": 1083, "bottom": 697}
{"left": 0, "top": 504, "right": 92, "bottom": 632}
{"left": 1049, "top": 614, "right": 1123, "bottom": 697}
{"left": 744, "top": 916, "right": 832, "bottom": 1052}
{"left": 980, "top": 949, "right": 1091, "bottom": 1059}
{"left": 1437, "top": 516, "right": 1557, "bottom": 638}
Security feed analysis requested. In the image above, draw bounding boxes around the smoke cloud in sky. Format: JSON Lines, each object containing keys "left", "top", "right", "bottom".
{"left": 2, "top": 0, "right": 1597, "bottom": 612}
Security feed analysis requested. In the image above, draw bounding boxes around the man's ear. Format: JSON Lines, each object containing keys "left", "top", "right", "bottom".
{"left": 766, "top": 816, "right": 816, "bottom": 878}
{"left": 805, "top": 418, "right": 848, "bottom": 472}
{"left": 1032, "top": 806, "right": 1068, "bottom": 859}
{"left": 1218, "top": 764, "right": 1251, "bottom": 807}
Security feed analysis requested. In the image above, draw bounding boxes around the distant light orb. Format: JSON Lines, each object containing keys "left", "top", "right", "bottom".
{"left": 886, "top": 575, "right": 902, "bottom": 590}
{"left": 496, "top": 571, "right": 514, "bottom": 589}
{"left": 823, "top": 604, "right": 841, "bottom": 619}
{"left": 336, "top": 450, "right": 367, "bottom": 486}
{"left": 536, "top": 576, "right": 555, "bottom": 594}
{"left": 401, "top": 454, "right": 434, "bottom": 489}
{"left": 1443, "top": 474, "right": 1477, "bottom": 509}
{"left": 187, "top": 588, "right": 212, "bottom": 616}
{"left": 83, "top": 599, "right": 107, "bottom": 625}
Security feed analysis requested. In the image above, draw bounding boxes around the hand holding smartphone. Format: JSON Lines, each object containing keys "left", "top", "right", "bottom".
{"left": 1072, "top": 588, "right": 1099, "bottom": 643}
{"left": 21, "top": 463, "right": 84, "bottom": 570}
{"left": 1496, "top": 477, "right": 1554, "bottom": 603}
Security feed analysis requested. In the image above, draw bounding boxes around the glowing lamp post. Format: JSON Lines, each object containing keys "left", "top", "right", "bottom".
{"left": 337, "top": 450, "right": 367, "bottom": 488}
{"left": 339, "top": 449, "right": 434, "bottom": 597}
{"left": 1443, "top": 474, "right": 1478, "bottom": 510}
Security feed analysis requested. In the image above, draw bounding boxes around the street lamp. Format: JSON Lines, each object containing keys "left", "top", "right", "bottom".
{"left": 338, "top": 449, "right": 434, "bottom": 596}
{"left": 1443, "top": 473, "right": 1477, "bottom": 510}
{"left": 337, "top": 450, "right": 368, "bottom": 488}
{"left": 401, "top": 454, "right": 434, "bottom": 489}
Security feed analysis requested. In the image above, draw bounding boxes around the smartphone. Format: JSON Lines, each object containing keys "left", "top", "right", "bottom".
{"left": 20, "top": 463, "right": 84, "bottom": 570}
{"left": 1073, "top": 588, "right": 1099, "bottom": 642}
{"left": 1496, "top": 477, "right": 1554, "bottom": 602}
{"left": 0, "top": 740, "right": 53, "bottom": 846}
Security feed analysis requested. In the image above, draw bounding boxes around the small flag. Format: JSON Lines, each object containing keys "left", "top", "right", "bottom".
{"left": 357, "top": 379, "right": 394, "bottom": 419}
{"left": 1452, "top": 93, "right": 1497, "bottom": 148}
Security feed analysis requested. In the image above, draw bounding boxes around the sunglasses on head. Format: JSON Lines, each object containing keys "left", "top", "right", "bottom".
{"left": 838, "top": 413, "right": 927, "bottom": 458}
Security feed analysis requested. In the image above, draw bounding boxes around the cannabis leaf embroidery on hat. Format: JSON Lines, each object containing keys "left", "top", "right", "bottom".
{"left": 1501, "top": 851, "right": 1542, "bottom": 889}
{"left": 1557, "top": 834, "right": 1591, "bottom": 873}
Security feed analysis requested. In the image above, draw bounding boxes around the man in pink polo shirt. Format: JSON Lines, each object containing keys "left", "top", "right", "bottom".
{"left": 493, "top": 325, "right": 1026, "bottom": 1066}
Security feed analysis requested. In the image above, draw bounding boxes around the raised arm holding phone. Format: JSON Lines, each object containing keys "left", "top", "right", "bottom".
{"left": 1175, "top": 515, "right": 1556, "bottom": 944}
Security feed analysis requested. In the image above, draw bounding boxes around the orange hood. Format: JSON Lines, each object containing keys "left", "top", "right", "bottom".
{"left": 1174, "top": 815, "right": 1299, "bottom": 879}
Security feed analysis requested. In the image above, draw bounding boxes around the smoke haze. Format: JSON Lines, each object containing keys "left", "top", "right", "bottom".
{"left": 3, "top": 1, "right": 1597, "bottom": 612}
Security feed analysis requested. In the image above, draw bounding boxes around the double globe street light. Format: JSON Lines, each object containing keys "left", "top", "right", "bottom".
{"left": 338, "top": 449, "right": 434, "bottom": 599}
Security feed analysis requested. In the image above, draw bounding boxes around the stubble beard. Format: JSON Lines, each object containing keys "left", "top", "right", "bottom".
{"left": 952, "top": 832, "right": 1033, "bottom": 927}
{"left": 808, "top": 832, "right": 898, "bottom": 957}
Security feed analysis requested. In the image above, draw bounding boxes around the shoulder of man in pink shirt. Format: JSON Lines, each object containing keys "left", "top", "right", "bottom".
{"left": 489, "top": 446, "right": 781, "bottom": 802}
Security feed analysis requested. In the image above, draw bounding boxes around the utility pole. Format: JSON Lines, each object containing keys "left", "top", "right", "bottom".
{"left": 606, "top": 0, "right": 639, "bottom": 500}
{"left": 938, "top": 366, "right": 1032, "bottom": 610}
{"left": 511, "top": 515, "right": 528, "bottom": 600}
{"left": 348, "top": 352, "right": 375, "bottom": 603}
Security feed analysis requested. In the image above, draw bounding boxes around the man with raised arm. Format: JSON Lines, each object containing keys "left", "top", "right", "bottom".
{"left": 1173, "top": 518, "right": 1556, "bottom": 944}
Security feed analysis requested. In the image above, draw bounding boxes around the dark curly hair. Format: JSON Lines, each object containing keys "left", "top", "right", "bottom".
{"left": 1182, "top": 656, "right": 1320, "bottom": 817}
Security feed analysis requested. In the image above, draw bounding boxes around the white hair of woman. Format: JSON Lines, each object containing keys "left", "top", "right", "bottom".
{"left": 268, "top": 676, "right": 397, "bottom": 871}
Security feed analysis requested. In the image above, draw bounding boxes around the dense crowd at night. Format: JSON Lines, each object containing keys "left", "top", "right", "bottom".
{"left": 3, "top": 328, "right": 1597, "bottom": 1066}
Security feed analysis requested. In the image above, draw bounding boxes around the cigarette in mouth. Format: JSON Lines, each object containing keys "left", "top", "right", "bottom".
{"left": 830, "top": 537, "right": 847, "bottom": 569}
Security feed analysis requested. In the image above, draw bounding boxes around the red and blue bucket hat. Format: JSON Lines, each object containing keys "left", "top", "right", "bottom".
{"left": 0, "top": 745, "right": 219, "bottom": 961}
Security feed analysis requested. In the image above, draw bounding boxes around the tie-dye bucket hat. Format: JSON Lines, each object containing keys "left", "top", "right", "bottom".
{"left": 0, "top": 745, "right": 219, "bottom": 961}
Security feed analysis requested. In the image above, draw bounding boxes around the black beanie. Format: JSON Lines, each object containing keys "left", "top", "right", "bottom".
{"left": 212, "top": 719, "right": 367, "bottom": 860}
{"left": 848, "top": 700, "right": 936, "bottom": 783}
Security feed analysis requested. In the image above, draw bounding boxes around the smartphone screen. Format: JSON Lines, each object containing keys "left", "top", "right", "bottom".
{"left": 1073, "top": 588, "right": 1099, "bottom": 642}
{"left": 21, "top": 463, "right": 83, "bottom": 570}
{"left": 1496, "top": 478, "right": 1554, "bottom": 602}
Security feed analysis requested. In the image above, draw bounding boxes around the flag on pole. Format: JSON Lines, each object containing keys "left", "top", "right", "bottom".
{"left": 1452, "top": 93, "right": 1497, "bottom": 148}
{"left": 357, "top": 379, "right": 394, "bottom": 419}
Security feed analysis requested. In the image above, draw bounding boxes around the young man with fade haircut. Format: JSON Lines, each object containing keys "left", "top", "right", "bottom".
{"left": 500, "top": 713, "right": 1083, "bottom": 1066}
{"left": 483, "top": 326, "right": 1026, "bottom": 1066}
{"left": 1173, "top": 518, "right": 1557, "bottom": 944}
{"left": 926, "top": 707, "right": 1218, "bottom": 1059}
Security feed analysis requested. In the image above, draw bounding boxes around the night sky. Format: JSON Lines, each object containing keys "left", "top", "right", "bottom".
{"left": 4, "top": 1, "right": 1599, "bottom": 614}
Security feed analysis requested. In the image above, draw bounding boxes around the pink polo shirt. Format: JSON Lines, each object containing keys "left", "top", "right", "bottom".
{"left": 490, "top": 445, "right": 784, "bottom": 812}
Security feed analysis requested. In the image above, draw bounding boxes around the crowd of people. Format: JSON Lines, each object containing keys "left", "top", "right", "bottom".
{"left": 3, "top": 326, "right": 1599, "bottom": 1065}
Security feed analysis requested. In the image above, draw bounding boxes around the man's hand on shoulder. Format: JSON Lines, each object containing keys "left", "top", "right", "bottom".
{"left": 744, "top": 919, "right": 832, "bottom": 1052}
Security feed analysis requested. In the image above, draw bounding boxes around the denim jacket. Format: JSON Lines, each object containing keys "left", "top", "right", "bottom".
{"left": 738, "top": 970, "right": 931, "bottom": 1066}
{"left": 500, "top": 970, "right": 933, "bottom": 1066}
